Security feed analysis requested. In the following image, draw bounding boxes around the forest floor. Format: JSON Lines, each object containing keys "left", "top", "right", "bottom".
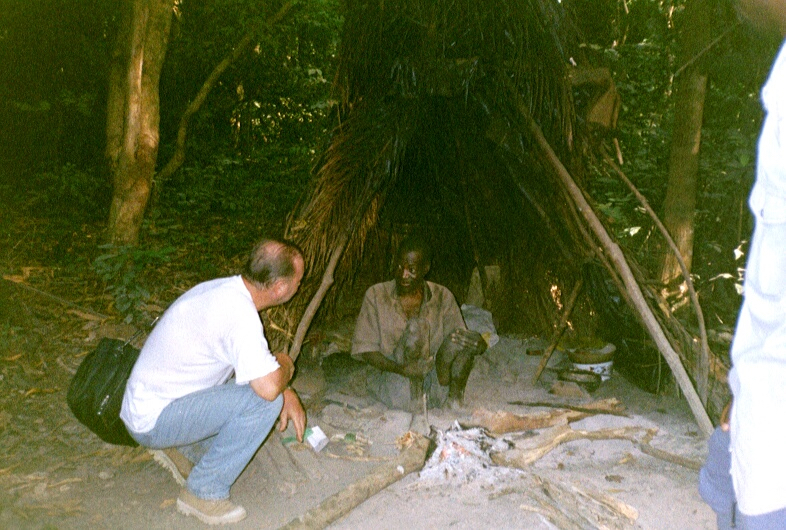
{"left": 0, "top": 214, "right": 717, "bottom": 529}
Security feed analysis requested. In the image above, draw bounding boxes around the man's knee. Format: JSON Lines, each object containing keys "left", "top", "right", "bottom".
{"left": 242, "top": 388, "right": 284, "bottom": 426}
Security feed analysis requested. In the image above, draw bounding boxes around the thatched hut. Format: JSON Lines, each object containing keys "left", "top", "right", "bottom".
{"left": 269, "top": 0, "right": 727, "bottom": 434}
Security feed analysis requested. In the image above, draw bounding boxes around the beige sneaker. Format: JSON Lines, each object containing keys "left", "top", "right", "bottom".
{"left": 176, "top": 488, "right": 247, "bottom": 525}
{"left": 150, "top": 448, "right": 193, "bottom": 487}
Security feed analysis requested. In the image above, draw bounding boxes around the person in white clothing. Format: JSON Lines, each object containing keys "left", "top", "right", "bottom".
{"left": 120, "top": 238, "right": 306, "bottom": 525}
{"left": 699, "top": 2, "right": 786, "bottom": 528}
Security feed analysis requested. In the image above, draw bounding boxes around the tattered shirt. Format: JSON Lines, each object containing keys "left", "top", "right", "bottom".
{"left": 351, "top": 280, "right": 466, "bottom": 363}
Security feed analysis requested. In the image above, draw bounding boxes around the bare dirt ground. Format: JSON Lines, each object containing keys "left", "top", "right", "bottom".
{"left": 1, "top": 270, "right": 716, "bottom": 530}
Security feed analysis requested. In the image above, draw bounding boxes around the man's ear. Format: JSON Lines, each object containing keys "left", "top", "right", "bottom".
{"left": 272, "top": 278, "right": 287, "bottom": 297}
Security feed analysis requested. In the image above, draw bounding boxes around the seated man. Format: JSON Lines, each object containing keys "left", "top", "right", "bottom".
{"left": 351, "top": 235, "right": 486, "bottom": 411}
{"left": 120, "top": 238, "right": 306, "bottom": 525}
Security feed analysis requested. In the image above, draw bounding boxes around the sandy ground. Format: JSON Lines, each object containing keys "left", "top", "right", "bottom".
{"left": 0, "top": 335, "right": 717, "bottom": 529}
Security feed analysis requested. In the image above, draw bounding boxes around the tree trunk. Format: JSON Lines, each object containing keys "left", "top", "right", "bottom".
{"left": 659, "top": 0, "right": 712, "bottom": 288}
{"left": 106, "top": 0, "right": 173, "bottom": 245}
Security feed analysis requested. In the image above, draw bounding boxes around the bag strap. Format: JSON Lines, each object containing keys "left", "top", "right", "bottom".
{"left": 123, "top": 316, "right": 159, "bottom": 348}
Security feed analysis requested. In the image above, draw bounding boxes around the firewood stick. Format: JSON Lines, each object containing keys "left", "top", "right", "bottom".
{"left": 635, "top": 441, "right": 703, "bottom": 471}
{"left": 508, "top": 399, "right": 629, "bottom": 417}
{"left": 279, "top": 432, "right": 430, "bottom": 530}
{"left": 492, "top": 424, "right": 647, "bottom": 467}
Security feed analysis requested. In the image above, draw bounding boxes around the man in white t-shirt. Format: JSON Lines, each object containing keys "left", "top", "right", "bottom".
{"left": 121, "top": 238, "right": 305, "bottom": 525}
{"left": 699, "top": 2, "right": 786, "bottom": 528}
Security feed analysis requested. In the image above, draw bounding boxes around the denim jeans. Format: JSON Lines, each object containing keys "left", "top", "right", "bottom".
{"left": 129, "top": 382, "right": 283, "bottom": 500}
{"left": 699, "top": 427, "right": 786, "bottom": 529}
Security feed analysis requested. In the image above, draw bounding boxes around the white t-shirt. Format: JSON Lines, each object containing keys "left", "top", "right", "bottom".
{"left": 729, "top": 40, "right": 786, "bottom": 516}
{"left": 120, "top": 275, "right": 281, "bottom": 433}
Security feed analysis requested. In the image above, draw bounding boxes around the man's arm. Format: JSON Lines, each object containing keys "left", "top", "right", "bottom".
{"left": 278, "top": 387, "right": 306, "bottom": 441}
{"left": 359, "top": 350, "right": 432, "bottom": 378}
{"left": 435, "top": 328, "right": 486, "bottom": 384}
{"left": 249, "top": 352, "right": 295, "bottom": 401}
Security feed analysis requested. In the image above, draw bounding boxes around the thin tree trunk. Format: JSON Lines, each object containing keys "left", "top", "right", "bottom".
{"left": 105, "top": 1, "right": 134, "bottom": 177}
{"left": 153, "top": 1, "right": 295, "bottom": 199}
{"left": 106, "top": 0, "right": 173, "bottom": 245}
{"left": 660, "top": 0, "right": 712, "bottom": 287}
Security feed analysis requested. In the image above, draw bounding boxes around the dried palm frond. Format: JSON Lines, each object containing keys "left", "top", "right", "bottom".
{"left": 271, "top": 0, "right": 587, "bottom": 347}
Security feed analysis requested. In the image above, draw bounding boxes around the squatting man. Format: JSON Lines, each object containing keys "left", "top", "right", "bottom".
{"left": 351, "top": 234, "right": 487, "bottom": 413}
{"left": 120, "top": 238, "right": 306, "bottom": 525}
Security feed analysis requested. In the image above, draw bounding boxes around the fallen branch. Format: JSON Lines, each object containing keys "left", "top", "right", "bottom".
{"left": 507, "top": 398, "right": 628, "bottom": 418}
{"left": 635, "top": 441, "right": 703, "bottom": 471}
{"left": 279, "top": 432, "right": 430, "bottom": 530}
{"left": 523, "top": 474, "right": 639, "bottom": 529}
{"left": 2, "top": 275, "right": 109, "bottom": 320}
{"left": 471, "top": 399, "right": 627, "bottom": 434}
{"left": 470, "top": 408, "right": 584, "bottom": 434}
{"left": 493, "top": 423, "right": 648, "bottom": 467}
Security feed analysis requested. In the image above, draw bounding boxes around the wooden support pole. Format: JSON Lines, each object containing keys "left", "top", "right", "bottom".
{"left": 532, "top": 279, "right": 583, "bottom": 383}
{"left": 288, "top": 232, "right": 350, "bottom": 362}
{"left": 601, "top": 150, "right": 710, "bottom": 406}
{"left": 512, "top": 95, "right": 713, "bottom": 437}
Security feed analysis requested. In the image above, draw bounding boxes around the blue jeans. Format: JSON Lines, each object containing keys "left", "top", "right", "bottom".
{"left": 129, "top": 382, "right": 283, "bottom": 500}
{"left": 699, "top": 427, "right": 786, "bottom": 529}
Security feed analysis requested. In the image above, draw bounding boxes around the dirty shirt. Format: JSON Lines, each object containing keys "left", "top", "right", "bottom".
{"left": 351, "top": 280, "right": 466, "bottom": 408}
{"left": 728, "top": 40, "right": 786, "bottom": 517}
{"left": 352, "top": 280, "right": 466, "bottom": 362}
{"left": 120, "top": 275, "right": 280, "bottom": 434}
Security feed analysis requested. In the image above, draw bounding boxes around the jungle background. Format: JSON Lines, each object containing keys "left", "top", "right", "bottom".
{"left": 0, "top": 0, "right": 783, "bottom": 524}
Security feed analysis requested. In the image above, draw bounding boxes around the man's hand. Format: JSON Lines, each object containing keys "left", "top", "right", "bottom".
{"left": 278, "top": 388, "right": 306, "bottom": 442}
{"left": 450, "top": 328, "right": 487, "bottom": 355}
{"left": 399, "top": 356, "right": 434, "bottom": 378}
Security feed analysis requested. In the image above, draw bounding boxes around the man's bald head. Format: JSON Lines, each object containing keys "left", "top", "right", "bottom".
{"left": 242, "top": 238, "right": 304, "bottom": 288}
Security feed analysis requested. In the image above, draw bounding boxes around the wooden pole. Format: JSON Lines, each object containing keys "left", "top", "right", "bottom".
{"left": 532, "top": 278, "right": 583, "bottom": 383}
{"left": 601, "top": 150, "right": 710, "bottom": 404}
{"left": 288, "top": 231, "right": 350, "bottom": 361}
{"left": 515, "top": 99, "right": 713, "bottom": 437}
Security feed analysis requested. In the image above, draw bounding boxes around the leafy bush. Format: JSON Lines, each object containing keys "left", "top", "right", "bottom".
{"left": 25, "top": 164, "right": 110, "bottom": 219}
{"left": 92, "top": 244, "right": 175, "bottom": 322}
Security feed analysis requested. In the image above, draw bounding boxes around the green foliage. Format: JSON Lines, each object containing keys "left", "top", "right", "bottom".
{"left": 24, "top": 164, "right": 110, "bottom": 219}
{"left": 572, "top": 0, "right": 780, "bottom": 332}
{"left": 92, "top": 245, "right": 175, "bottom": 322}
{"left": 160, "top": 0, "right": 343, "bottom": 163}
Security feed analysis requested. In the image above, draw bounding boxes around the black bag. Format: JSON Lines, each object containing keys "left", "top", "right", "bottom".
{"left": 67, "top": 337, "right": 140, "bottom": 446}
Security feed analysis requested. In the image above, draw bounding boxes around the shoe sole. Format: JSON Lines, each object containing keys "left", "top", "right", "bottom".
{"left": 150, "top": 449, "right": 186, "bottom": 487}
{"left": 176, "top": 498, "right": 247, "bottom": 525}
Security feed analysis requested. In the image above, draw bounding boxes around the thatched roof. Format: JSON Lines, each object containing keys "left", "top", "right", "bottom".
{"left": 269, "top": 0, "right": 726, "bottom": 427}
{"left": 284, "top": 0, "right": 590, "bottom": 332}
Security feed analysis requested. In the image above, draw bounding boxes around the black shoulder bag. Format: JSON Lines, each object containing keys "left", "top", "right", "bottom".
{"left": 67, "top": 335, "right": 141, "bottom": 446}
